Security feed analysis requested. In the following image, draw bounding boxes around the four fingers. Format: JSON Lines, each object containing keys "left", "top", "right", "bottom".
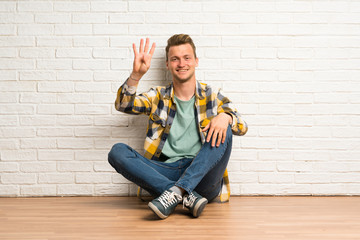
{"left": 134, "top": 38, "right": 155, "bottom": 55}
{"left": 205, "top": 124, "right": 227, "bottom": 148}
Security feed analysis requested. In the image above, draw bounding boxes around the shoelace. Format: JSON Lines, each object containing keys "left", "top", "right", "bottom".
{"left": 183, "top": 193, "right": 196, "bottom": 208}
{"left": 158, "top": 191, "right": 181, "bottom": 209}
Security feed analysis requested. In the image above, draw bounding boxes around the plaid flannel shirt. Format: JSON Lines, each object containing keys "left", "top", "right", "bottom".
{"left": 115, "top": 79, "right": 248, "bottom": 202}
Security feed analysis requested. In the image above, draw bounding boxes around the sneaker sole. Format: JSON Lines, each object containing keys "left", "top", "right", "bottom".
{"left": 192, "top": 198, "right": 208, "bottom": 218}
{"left": 148, "top": 202, "right": 168, "bottom": 219}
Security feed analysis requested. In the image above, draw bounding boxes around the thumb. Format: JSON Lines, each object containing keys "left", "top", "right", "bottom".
{"left": 202, "top": 123, "right": 210, "bottom": 132}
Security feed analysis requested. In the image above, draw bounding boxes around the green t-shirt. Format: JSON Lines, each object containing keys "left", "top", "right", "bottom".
{"left": 161, "top": 95, "right": 201, "bottom": 163}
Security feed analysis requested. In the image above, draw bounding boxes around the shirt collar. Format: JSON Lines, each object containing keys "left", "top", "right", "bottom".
{"left": 164, "top": 80, "right": 205, "bottom": 101}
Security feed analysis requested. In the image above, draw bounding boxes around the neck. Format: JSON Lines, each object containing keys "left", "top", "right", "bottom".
{"left": 172, "top": 78, "right": 196, "bottom": 101}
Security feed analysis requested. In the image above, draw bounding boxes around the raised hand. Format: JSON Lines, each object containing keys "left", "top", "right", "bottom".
{"left": 130, "top": 38, "right": 156, "bottom": 83}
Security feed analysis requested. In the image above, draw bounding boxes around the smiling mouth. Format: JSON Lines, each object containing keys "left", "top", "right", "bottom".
{"left": 177, "top": 69, "right": 188, "bottom": 72}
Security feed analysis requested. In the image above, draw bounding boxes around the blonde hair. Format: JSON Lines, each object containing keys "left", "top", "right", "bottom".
{"left": 165, "top": 34, "right": 197, "bottom": 61}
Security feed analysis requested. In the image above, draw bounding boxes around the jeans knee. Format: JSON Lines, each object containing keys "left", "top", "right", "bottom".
{"left": 108, "top": 143, "right": 128, "bottom": 166}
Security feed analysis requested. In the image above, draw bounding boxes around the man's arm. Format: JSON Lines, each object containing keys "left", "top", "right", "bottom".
{"left": 114, "top": 38, "right": 156, "bottom": 115}
{"left": 202, "top": 91, "right": 248, "bottom": 147}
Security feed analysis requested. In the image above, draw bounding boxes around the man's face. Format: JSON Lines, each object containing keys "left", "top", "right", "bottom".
{"left": 166, "top": 43, "right": 198, "bottom": 83}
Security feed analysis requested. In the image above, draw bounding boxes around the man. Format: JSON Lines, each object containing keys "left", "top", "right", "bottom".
{"left": 108, "top": 34, "right": 247, "bottom": 219}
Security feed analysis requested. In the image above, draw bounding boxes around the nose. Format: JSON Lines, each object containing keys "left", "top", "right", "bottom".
{"left": 178, "top": 59, "right": 185, "bottom": 67}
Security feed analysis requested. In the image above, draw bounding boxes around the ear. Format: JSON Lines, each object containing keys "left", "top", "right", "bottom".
{"left": 195, "top": 57, "right": 199, "bottom": 67}
{"left": 166, "top": 60, "right": 169, "bottom": 69}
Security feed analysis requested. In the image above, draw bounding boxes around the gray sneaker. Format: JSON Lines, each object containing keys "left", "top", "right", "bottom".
{"left": 183, "top": 191, "right": 208, "bottom": 218}
{"left": 148, "top": 190, "right": 182, "bottom": 219}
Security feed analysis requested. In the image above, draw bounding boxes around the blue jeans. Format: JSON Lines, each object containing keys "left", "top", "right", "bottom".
{"left": 108, "top": 126, "right": 233, "bottom": 202}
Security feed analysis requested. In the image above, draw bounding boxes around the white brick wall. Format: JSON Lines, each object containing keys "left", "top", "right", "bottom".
{"left": 1, "top": 0, "right": 359, "bottom": 197}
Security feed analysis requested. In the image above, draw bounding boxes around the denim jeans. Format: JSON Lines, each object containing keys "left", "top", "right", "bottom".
{"left": 108, "top": 126, "right": 233, "bottom": 202}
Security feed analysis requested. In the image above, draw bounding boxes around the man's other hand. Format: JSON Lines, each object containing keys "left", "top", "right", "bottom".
{"left": 202, "top": 113, "right": 232, "bottom": 147}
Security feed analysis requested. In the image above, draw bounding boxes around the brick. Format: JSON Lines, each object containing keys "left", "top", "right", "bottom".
{"left": 73, "top": 60, "right": 110, "bottom": 70}
{"left": 38, "top": 81, "right": 74, "bottom": 93}
{"left": 0, "top": 162, "right": 19, "bottom": 172}
{"left": 0, "top": 186, "right": 19, "bottom": 197}
{"left": 93, "top": 71, "right": 128, "bottom": 81}
{"left": 0, "top": 93, "right": 17, "bottom": 103}
{"left": 0, "top": 36, "right": 35, "bottom": 47}
{"left": 20, "top": 138, "right": 56, "bottom": 149}
{"left": 35, "top": 14, "right": 71, "bottom": 24}
{"left": 0, "top": 70, "right": 16, "bottom": 80}
{"left": 1, "top": 173, "right": 36, "bottom": 184}
{"left": 276, "top": 2, "right": 312, "bottom": 12}
{"left": 278, "top": 139, "right": 313, "bottom": 150}
{"left": 295, "top": 127, "right": 331, "bottom": 138}
{"left": 37, "top": 128, "right": 73, "bottom": 137}
{"left": 37, "top": 59, "right": 72, "bottom": 70}
{"left": 38, "top": 150, "right": 73, "bottom": 161}
{"left": 93, "top": 24, "right": 128, "bottom": 35}
{"left": 18, "top": 24, "right": 53, "bottom": 36}
{"left": 37, "top": 37, "right": 72, "bottom": 47}
{"left": 93, "top": 48, "right": 128, "bottom": 59}
{"left": 0, "top": 128, "right": 36, "bottom": 138}
{"left": 20, "top": 162, "right": 56, "bottom": 173}
{"left": 55, "top": 24, "right": 92, "bottom": 35}
{"left": 56, "top": 48, "right": 92, "bottom": 58}
{"left": 110, "top": 13, "right": 144, "bottom": 24}
{"left": 241, "top": 48, "right": 276, "bottom": 59}
{"left": 129, "top": 1, "right": 166, "bottom": 12}
{"left": 76, "top": 173, "right": 112, "bottom": 184}
{"left": 20, "top": 93, "right": 56, "bottom": 104}
{"left": 241, "top": 161, "right": 276, "bottom": 172}
{"left": 73, "top": 37, "right": 109, "bottom": 47}
{"left": 259, "top": 173, "right": 294, "bottom": 184}
{"left": 0, "top": 13, "right": 34, "bottom": 24}
{"left": 257, "top": 13, "right": 292, "bottom": 23}
{"left": 277, "top": 162, "right": 312, "bottom": 172}
{"left": 0, "top": 59, "right": 34, "bottom": 70}
{"left": 75, "top": 104, "right": 110, "bottom": 115}
{"left": 229, "top": 172, "right": 258, "bottom": 183}
{"left": 0, "top": 115, "right": 17, "bottom": 126}
{"left": 17, "top": 2, "right": 53, "bottom": 12}
{"left": 91, "top": 2, "right": 127, "bottom": 12}
{"left": 0, "top": 24, "right": 15, "bottom": 35}
{"left": 295, "top": 173, "right": 330, "bottom": 184}
{"left": 72, "top": 13, "right": 107, "bottom": 24}
{"left": 129, "top": 24, "right": 201, "bottom": 36}
{"left": 0, "top": 2, "right": 15, "bottom": 12}
{"left": 313, "top": 2, "right": 349, "bottom": 12}
{"left": 54, "top": 2, "right": 90, "bottom": 12}
{"left": 57, "top": 93, "right": 91, "bottom": 104}
{"left": 20, "top": 71, "right": 56, "bottom": 80}
{"left": 293, "top": 151, "right": 331, "bottom": 161}
{"left": 57, "top": 139, "right": 94, "bottom": 149}
{"left": 0, "top": 48, "right": 16, "bottom": 57}
{"left": 38, "top": 173, "right": 74, "bottom": 184}
{"left": 57, "top": 71, "right": 92, "bottom": 81}
{"left": 56, "top": 116, "right": 93, "bottom": 126}
{"left": 75, "top": 128, "right": 111, "bottom": 137}
{"left": 95, "top": 184, "right": 129, "bottom": 196}
{"left": 57, "top": 162, "right": 92, "bottom": 172}
{"left": 57, "top": 184, "right": 93, "bottom": 196}
{"left": 37, "top": 104, "right": 74, "bottom": 115}
{"left": 21, "top": 185, "right": 57, "bottom": 197}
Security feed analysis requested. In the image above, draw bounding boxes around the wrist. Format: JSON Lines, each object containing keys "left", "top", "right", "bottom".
{"left": 130, "top": 72, "right": 142, "bottom": 82}
{"left": 224, "top": 113, "right": 233, "bottom": 125}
